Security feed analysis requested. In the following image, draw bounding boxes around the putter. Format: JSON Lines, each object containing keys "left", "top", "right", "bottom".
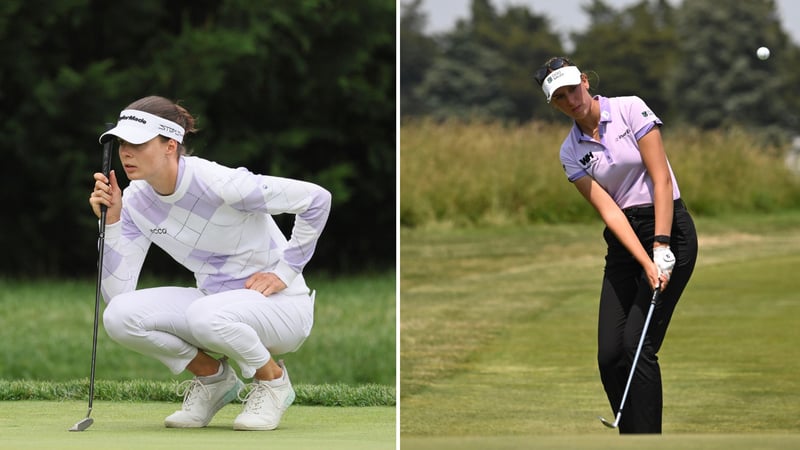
{"left": 70, "top": 124, "right": 115, "bottom": 432}
{"left": 599, "top": 283, "right": 662, "bottom": 429}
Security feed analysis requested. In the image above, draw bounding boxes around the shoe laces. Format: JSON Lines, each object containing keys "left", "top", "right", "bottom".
{"left": 239, "top": 381, "right": 280, "bottom": 413}
{"left": 176, "top": 379, "right": 210, "bottom": 410}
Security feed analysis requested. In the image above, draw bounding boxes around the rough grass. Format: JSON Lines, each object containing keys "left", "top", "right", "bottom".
{"left": 400, "top": 119, "right": 800, "bottom": 227}
{"left": 400, "top": 212, "right": 800, "bottom": 439}
{"left": 0, "top": 272, "right": 395, "bottom": 386}
{"left": 0, "top": 379, "right": 395, "bottom": 406}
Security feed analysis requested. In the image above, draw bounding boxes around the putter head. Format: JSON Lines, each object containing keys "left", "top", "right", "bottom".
{"left": 598, "top": 416, "right": 618, "bottom": 429}
{"left": 69, "top": 417, "right": 94, "bottom": 432}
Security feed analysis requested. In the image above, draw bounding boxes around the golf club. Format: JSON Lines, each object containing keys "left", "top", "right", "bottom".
{"left": 599, "top": 282, "right": 662, "bottom": 429}
{"left": 69, "top": 124, "right": 115, "bottom": 432}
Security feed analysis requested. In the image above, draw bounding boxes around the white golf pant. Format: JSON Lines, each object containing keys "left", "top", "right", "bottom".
{"left": 103, "top": 287, "right": 314, "bottom": 378}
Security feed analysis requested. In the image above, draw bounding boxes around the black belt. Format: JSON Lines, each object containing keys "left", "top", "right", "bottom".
{"left": 623, "top": 199, "right": 685, "bottom": 217}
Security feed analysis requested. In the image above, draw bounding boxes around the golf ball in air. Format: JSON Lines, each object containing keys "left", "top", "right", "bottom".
{"left": 757, "top": 46, "right": 770, "bottom": 60}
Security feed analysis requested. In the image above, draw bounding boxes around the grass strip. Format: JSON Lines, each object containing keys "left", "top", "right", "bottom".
{"left": 0, "top": 379, "right": 395, "bottom": 406}
{"left": 400, "top": 213, "right": 800, "bottom": 436}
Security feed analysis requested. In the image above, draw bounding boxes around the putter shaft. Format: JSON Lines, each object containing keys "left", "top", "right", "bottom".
{"left": 69, "top": 124, "right": 114, "bottom": 432}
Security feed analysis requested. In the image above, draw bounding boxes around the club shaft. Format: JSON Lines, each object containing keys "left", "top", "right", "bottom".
{"left": 87, "top": 124, "right": 114, "bottom": 413}
{"left": 88, "top": 211, "right": 106, "bottom": 410}
{"left": 611, "top": 287, "right": 660, "bottom": 426}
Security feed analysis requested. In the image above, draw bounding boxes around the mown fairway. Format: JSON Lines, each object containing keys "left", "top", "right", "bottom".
{"left": 400, "top": 213, "right": 800, "bottom": 448}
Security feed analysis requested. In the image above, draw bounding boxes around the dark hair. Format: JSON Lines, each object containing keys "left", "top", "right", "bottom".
{"left": 126, "top": 96, "right": 197, "bottom": 155}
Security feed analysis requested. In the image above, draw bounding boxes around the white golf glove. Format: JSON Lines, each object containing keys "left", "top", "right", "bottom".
{"left": 653, "top": 246, "right": 675, "bottom": 280}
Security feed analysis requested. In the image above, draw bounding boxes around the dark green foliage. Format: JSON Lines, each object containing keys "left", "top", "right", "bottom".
{"left": 401, "top": 0, "right": 799, "bottom": 134}
{"left": 572, "top": 0, "right": 678, "bottom": 116}
{"left": 402, "top": 0, "right": 563, "bottom": 121}
{"left": 400, "top": 0, "right": 440, "bottom": 115}
{"left": 0, "top": 0, "right": 395, "bottom": 277}
{"left": 668, "top": 0, "right": 798, "bottom": 129}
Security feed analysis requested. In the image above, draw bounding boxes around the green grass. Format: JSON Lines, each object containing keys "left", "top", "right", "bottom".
{"left": 0, "top": 272, "right": 395, "bottom": 386}
{"left": 401, "top": 435, "right": 800, "bottom": 449}
{"left": 0, "top": 379, "right": 394, "bottom": 406}
{"left": 400, "top": 212, "right": 800, "bottom": 447}
{"left": 0, "top": 401, "right": 395, "bottom": 450}
{"left": 0, "top": 273, "right": 396, "bottom": 447}
{"left": 400, "top": 119, "right": 800, "bottom": 227}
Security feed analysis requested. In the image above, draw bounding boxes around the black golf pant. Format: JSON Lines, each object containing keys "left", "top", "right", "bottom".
{"left": 597, "top": 200, "right": 697, "bottom": 434}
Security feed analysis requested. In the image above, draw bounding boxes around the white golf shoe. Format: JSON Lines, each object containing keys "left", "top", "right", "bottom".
{"left": 233, "top": 360, "right": 296, "bottom": 431}
{"left": 164, "top": 358, "right": 244, "bottom": 428}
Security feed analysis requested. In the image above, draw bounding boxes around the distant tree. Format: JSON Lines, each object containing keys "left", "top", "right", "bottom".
{"left": 478, "top": 4, "right": 565, "bottom": 121}
{"left": 667, "top": 0, "right": 793, "bottom": 130}
{"left": 413, "top": 30, "right": 515, "bottom": 119}
{"left": 407, "top": 0, "right": 563, "bottom": 121}
{"left": 400, "top": 0, "right": 440, "bottom": 115}
{"left": 571, "top": 0, "right": 678, "bottom": 119}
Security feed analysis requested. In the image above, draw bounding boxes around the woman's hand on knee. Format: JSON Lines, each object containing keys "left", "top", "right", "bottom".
{"left": 245, "top": 272, "right": 287, "bottom": 297}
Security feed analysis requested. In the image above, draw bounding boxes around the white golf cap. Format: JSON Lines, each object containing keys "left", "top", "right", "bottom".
{"left": 99, "top": 109, "right": 185, "bottom": 144}
{"left": 541, "top": 66, "right": 583, "bottom": 103}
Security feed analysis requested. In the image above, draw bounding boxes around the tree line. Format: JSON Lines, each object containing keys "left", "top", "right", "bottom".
{"left": 0, "top": 0, "right": 395, "bottom": 278}
{"left": 401, "top": 0, "right": 800, "bottom": 134}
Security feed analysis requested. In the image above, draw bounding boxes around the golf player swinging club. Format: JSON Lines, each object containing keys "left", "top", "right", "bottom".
{"left": 69, "top": 123, "right": 116, "bottom": 432}
{"left": 534, "top": 57, "right": 698, "bottom": 433}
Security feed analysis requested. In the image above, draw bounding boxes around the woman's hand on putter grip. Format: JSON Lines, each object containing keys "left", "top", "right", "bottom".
{"left": 89, "top": 170, "right": 122, "bottom": 224}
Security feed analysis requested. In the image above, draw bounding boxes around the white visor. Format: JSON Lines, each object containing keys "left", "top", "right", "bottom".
{"left": 99, "top": 109, "right": 185, "bottom": 144}
{"left": 541, "top": 66, "right": 583, "bottom": 103}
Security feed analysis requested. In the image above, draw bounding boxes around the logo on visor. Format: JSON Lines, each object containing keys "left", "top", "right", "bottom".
{"left": 546, "top": 71, "right": 566, "bottom": 85}
{"left": 158, "top": 124, "right": 183, "bottom": 137}
{"left": 119, "top": 114, "right": 146, "bottom": 124}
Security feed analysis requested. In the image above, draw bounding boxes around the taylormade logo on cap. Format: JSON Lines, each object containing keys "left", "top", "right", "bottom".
{"left": 119, "top": 114, "right": 147, "bottom": 124}
{"left": 99, "top": 109, "right": 185, "bottom": 144}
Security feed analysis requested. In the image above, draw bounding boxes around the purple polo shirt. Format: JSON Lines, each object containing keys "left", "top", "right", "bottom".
{"left": 559, "top": 95, "right": 680, "bottom": 209}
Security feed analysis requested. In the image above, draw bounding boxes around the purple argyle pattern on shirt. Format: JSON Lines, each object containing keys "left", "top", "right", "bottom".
{"left": 231, "top": 182, "right": 268, "bottom": 211}
{"left": 100, "top": 156, "right": 331, "bottom": 300}
{"left": 175, "top": 176, "right": 224, "bottom": 220}
{"left": 126, "top": 188, "right": 170, "bottom": 227}
{"left": 283, "top": 189, "right": 331, "bottom": 271}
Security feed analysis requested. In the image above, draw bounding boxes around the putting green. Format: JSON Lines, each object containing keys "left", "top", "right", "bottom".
{"left": 1, "top": 401, "right": 395, "bottom": 449}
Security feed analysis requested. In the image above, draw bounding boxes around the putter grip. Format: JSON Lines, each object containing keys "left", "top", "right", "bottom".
{"left": 100, "top": 123, "right": 115, "bottom": 213}
{"left": 101, "top": 123, "right": 114, "bottom": 177}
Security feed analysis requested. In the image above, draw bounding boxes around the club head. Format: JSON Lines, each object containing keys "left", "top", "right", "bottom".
{"left": 68, "top": 417, "right": 94, "bottom": 432}
{"left": 598, "top": 416, "right": 618, "bottom": 429}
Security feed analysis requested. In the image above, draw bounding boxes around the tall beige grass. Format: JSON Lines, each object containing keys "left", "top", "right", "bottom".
{"left": 400, "top": 118, "right": 800, "bottom": 227}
